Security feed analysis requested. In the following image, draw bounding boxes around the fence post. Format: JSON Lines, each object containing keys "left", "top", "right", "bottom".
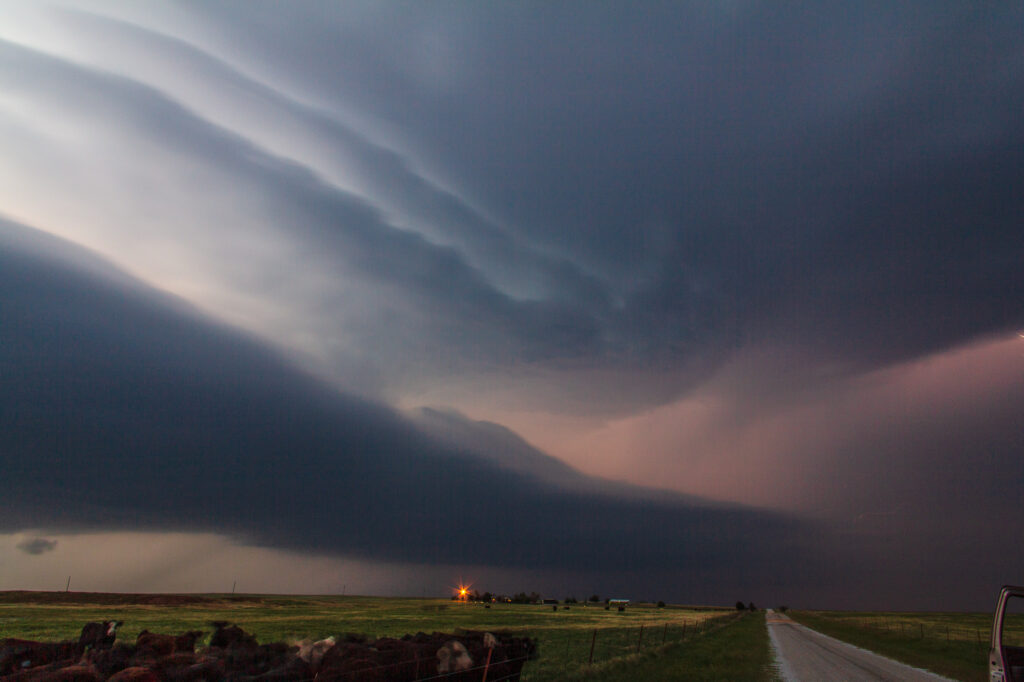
{"left": 589, "top": 629, "right": 597, "bottom": 665}
{"left": 637, "top": 625, "right": 644, "bottom": 653}
{"left": 480, "top": 646, "right": 494, "bottom": 682}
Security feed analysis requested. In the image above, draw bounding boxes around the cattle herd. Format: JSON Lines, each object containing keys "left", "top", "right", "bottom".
{"left": 0, "top": 621, "right": 537, "bottom": 681}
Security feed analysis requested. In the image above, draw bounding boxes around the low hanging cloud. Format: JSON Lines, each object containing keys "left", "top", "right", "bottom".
{"left": 16, "top": 537, "right": 58, "bottom": 555}
{"left": 0, "top": 2, "right": 1019, "bottom": 418}
{"left": 0, "top": 219, "right": 820, "bottom": 599}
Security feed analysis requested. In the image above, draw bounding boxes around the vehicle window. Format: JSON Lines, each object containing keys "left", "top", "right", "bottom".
{"left": 1005, "top": 595, "right": 1024, "bottom": 649}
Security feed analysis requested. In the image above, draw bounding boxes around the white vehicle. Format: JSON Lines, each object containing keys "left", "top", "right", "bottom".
{"left": 990, "top": 586, "right": 1024, "bottom": 682}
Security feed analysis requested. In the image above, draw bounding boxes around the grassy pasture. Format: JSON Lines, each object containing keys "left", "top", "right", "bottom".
{"left": 0, "top": 592, "right": 766, "bottom": 681}
{"left": 788, "top": 609, "right": 1022, "bottom": 682}
{"left": 570, "top": 610, "right": 777, "bottom": 681}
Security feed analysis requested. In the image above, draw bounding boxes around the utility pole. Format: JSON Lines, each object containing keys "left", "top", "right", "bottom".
{"left": 231, "top": 581, "right": 236, "bottom": 595}
{"left": 65, "top": 576, "right": 71, "bottom": 593}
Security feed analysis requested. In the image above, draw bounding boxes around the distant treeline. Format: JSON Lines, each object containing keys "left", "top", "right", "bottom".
{"left": 452, "top": 591, "right": 610, "bottom": 604}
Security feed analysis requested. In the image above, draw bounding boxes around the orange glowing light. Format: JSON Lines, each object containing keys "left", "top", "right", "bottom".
{"left": 452, "top": 580, "right": 472, "bottom": 601}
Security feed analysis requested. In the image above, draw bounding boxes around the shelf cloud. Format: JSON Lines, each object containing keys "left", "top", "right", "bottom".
{"left": 0, "top": 1, "right": 1021, "bottom": 609}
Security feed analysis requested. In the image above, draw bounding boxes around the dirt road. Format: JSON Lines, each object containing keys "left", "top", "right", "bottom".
{"left": 767, "top": 610, "right": 955, "bottom": 681}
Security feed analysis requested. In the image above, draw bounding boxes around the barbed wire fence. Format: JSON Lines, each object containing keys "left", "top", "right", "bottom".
{"left": 232, "top": 613, "right": 740, "bottom": 682}
{"left": 818, "top": 615, "right": 1006, "bottom": 651}
{"left": 0, "top": 613, "right": 744, "bottom": 681}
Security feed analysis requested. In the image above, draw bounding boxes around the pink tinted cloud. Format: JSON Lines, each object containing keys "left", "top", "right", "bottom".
{"left": 525, "top": 333, "right": 1024, "bottom": 519}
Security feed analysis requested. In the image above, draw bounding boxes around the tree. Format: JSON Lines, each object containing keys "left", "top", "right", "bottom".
{"left": 748, "top": 602, "right": 757, "bottom": 611}
{"left": 589, "top": 595, "right": 600, "bottom": 603}
{"left": 736, "top": 601, "right": 746, "bottom": 611}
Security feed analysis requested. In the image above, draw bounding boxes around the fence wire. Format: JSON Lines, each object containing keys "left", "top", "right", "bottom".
{"left": 1, "top": 614, "right": 738, "bottom": 681}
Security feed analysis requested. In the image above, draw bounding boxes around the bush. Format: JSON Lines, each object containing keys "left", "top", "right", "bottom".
{"left": 657, "top": 601, "right": 666, "bottom": 608}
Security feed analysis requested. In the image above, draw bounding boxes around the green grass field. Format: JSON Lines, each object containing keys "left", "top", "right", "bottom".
{"left": 0, "top": 592, "right": 775, "bottom": 681}
{"left": 787, "top": 609, "right": 1021, "bottom": 682}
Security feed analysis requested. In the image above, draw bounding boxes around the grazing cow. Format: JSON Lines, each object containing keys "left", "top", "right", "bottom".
{"left": 436, "top": 640, "right": 473, "bottom": 674}
{"left": 161, "top": 658, "right": 225, "bottom": 682}
{"left": 208, "top": 623, "right": 257, "bottom": 650}
{"left": 224, "top": 654, "right": 310, "bottom": 682}
{"left": 106, "top": 666, "right": 160, "bottom": 682}
{"left": 465, "top": 630, "right": 537, "bottom": 682}
{"left": 173, "top": 631, "right": 205, "bottom": 654}
{"left": 83, "top": 643, "right": 134, "bottom": 679}
{"left": 0, "top": 626, "right": 534, "bottom": 682}
{"left": 79, "top": 621, "right": 122, "bottom": 651}
{"left": 135, "top": 630, "right": 204, "bottom": 657}
{"left": 216, "top": 642, "right": 292, "bottom": 679}
{"left": 1, "top": 663, "right": 101, "bottom": 682}
{"left": 0, "top": 639, "right": 80, "bottom": 674}
{"left": 295, "top": 636, "right": 335, "bottom": 671}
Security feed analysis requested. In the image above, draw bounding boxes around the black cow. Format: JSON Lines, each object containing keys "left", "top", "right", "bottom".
{"left": 79, "top": 621, "right": 122, "bottom": 651}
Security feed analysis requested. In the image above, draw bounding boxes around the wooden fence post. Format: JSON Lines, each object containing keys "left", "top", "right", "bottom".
{"left": 637, "top": 625, "right": 644, "bottom": 653}
{"left": 480, "top": 647, "right": 494, "bottom": 682}
{"left": 589, "top": 629, "right": 597, "bottom": 665}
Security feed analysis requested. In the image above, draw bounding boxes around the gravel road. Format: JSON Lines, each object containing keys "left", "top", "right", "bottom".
{"left": 767, "top": 610, "right": 956, "bottom": 681}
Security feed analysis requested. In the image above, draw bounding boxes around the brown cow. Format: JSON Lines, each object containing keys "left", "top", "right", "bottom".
{"left": 208, "top": 623, "right": 257, "bottom": 650}
{"left": 135, "top": 630, "right": 204, "bottom": 657}
{"left": 0, "top": 639, "right": 79, "bottom": 675}
{"left": 78, "top": 622, "right": 122, "bottom": 651}
{"left": 106, "top": 666, "right": 160, "bottom": 682}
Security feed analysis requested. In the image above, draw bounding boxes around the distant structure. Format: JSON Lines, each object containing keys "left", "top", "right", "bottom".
{"left": 609, "top": 599, "right": 629, "bottom": 611}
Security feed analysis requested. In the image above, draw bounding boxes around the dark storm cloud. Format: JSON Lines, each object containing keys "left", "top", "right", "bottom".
{"left": 0, "top": 220, "right": 818, "bottom": 589}
{"left": 2, "top": 1, "right": 1022, "bottom": 609}
{"left": 3, "top": 2, "right": 1020, "bottom": 414}
{"left": 0, "top": 35, "right": 606, "bottom": 373}
{"left": 16, "top": 538, "right": 58, "bottom": 555}
{"left": 192, "top": 0, "right": 1024, "bottom": 371}
{"left": 51, "top": 8, "right": 612, "bottom": 310}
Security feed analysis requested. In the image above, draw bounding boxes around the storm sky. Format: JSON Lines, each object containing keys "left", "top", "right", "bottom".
{"left": 1, "top": 1, "right": 1022, "bottom": 610}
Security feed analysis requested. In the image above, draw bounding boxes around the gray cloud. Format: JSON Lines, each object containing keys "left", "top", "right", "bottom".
{"left": 0, "top": 219, "right": 822, "bottom": 601}
{"left": 16, "top": 537, "right": 58, "bottom": 555}
{"left": 0, "top": 2, "right": 1017, "bottom": 415}
{"left": 0, "top": 1, "right": 1022, "bottom": 609}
